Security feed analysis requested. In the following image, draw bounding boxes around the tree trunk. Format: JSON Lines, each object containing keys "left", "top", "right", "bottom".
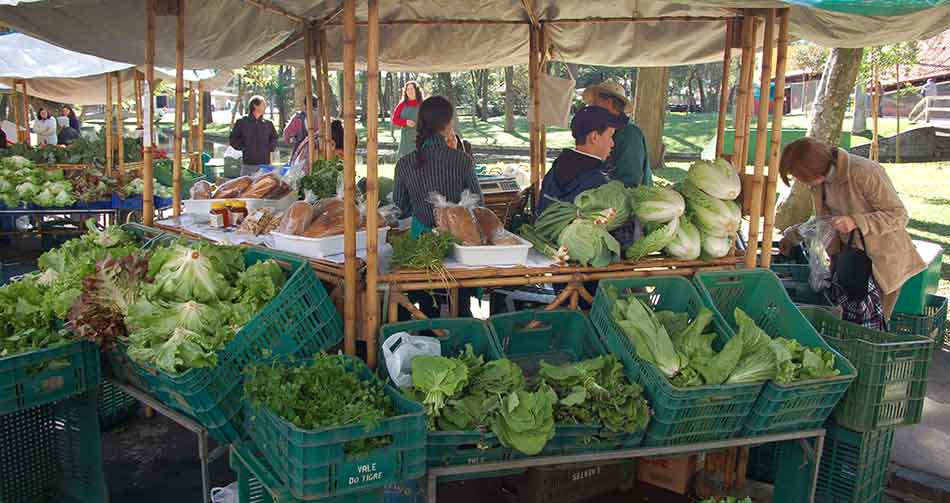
{"left": 203, "top": 91, "right": 213, "bottom": 124}
{"left": 697, "top": 68, "right": 707, "bottom": 112}
{"left": 231, "top": 76, "right": 244, "bottom": 125}
{"left": 504, "top": 66, "right": 515, "bottom": 133}
{"left": 852, "top": 83, "right": 868, "bottom": 134}
{"left": 775, "top": 47, "right": 864, "bottom": 232}
{"left": 634, "top": 67, "right": 670, "bottom": 169}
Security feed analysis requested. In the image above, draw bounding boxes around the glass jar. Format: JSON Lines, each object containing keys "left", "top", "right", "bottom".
{"left": 209, "top": 202, "right": 230, "bottom": 228}
{"left": 228, "top": 200, "right": 249, "bottom": 227}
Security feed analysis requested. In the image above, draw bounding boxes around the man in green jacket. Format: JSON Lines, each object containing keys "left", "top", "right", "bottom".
{"left": 583, "top": 80, "right": 652, "bottom": 187}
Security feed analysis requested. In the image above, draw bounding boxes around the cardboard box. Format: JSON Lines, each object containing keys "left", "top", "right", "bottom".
{"left": 637, "top": 455, "right": 703, "bottom": 495}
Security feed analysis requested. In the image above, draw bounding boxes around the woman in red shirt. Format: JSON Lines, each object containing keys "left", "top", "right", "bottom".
{"left": 392, "top": 81, "right": 422, "bottom": 160}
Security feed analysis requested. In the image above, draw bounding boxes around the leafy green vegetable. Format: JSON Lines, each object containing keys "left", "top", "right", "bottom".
{"left": 701, "top": 231, "right": 736, "bottom": 259}
{"left": 624, "top": 217, "right": 679, "bottom": 262}
{"left": 628, "top": 185, "right": 686, "bottom": 224}
{"left": 67, "top": 253, "right": 150, "bottom": 349}
{"left": 677, "top": 179, "right": 740, "bottom": 238}
{"left": 655, "top": 311, "right": 689, "bottom": 343}
{"left": 146, "top": 243, "right": 243, "bottom": 304}
{"left": 0, "top": 274, "right": 72, "bottom": 358}
{"left": 686, "top": 158, "right": 741, "bottom": 200}
{"left": 411, "top": 355, "right": 469, "bottom": 419}
{"left": 126, "top": 300, "right": 231, "bottom": 373}
{"left": 0, "top": 156, "right": 78, "bottom": 208}
{"left": 491, "top": 383, "right": 558, "bottom": 456}
{"left": 692, "top": 334, "right": 743, "bottom": 385}
{"left": 391, "top": 231, "right": 457, "bottom": 271}
{"left": 725, "top": 309, "right": 778, "bottom": 384}
{"left": 665, "top": 215, "right": 702, "bottom": 260}
{"left": 771, "top": 337, "right": 840, "bottom": 383}
{"left": 611, "top": 295, "right": 686, "bottom": 378}
{"left": 574, "top": 181, "right": 631, "bottom": 231}
{"left": 299, "top": 157, "right": 343, "bottom": 200}
{"left": 559, "top": 219, "right": 621, "bottom": 267}
{"left": 245, "top": 353, "right": 396, "bottom": 457}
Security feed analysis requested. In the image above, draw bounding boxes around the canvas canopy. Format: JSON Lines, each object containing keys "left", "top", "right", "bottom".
{"left": 1, "top": 1, "right": 949, "bottom": 73}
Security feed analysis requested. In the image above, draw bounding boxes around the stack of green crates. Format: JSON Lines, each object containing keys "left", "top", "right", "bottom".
{"left": 97, "top": 381, "right": 140, "bottom": 430}
{"left": 815, "top": 421, "right": 894, "bottom": 503}
{"left": 891, "top": 294, "right": 948, "bottom": 350}
{"left": 0, "top": 391, "right": 108, "bottom": 502}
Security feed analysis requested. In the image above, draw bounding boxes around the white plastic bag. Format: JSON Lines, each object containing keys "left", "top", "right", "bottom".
{"left": 210, "top": 482, "right": 238, "bottom": 503}
{"left": 223, "top": 146, "right": 243, "bottom": 160}
{"left": 797, "top": 217, "right": 835, "bottom": 292}
{"left": 382, "top": 332, "right": 442, "bottom": 388}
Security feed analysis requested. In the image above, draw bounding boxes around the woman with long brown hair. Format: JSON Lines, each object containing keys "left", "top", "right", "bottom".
{"left": 779, "top": 137, "right": 924, "bottom": 327}
{"left": 392, "top": 81, "right": 422, "bottom": 160}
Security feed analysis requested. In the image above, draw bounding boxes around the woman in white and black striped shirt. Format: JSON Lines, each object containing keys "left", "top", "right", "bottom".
{"left": 392, "top": 96, "right": 482, "bottom": 231}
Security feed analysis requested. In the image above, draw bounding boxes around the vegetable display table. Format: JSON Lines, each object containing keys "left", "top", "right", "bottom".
{"left": 0, "top": 206, "right": 118, "bottom": 236}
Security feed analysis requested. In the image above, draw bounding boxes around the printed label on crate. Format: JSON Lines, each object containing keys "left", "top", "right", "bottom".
{"left": 570, "top": 466, "right": 602, "bottom": 482}
{"left": 337, "top": 454, "right": 398, "bottom": 489}
{"left": 39, "top": 375, "right": 65, "bottom": 392}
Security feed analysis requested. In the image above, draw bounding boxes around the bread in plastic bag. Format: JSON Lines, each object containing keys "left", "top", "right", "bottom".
{"left": 238, "top": 173, "right": 281, "bottom": 199}
{"left": 190, "top": 180, "right": 214, "bottom": 200}
{"left": 490, "top": 229, "right": 523, "bottom": 246}
{"left": 429, "top": 190, "right": 482, "bottom": 245}
{"left": 278, "top": 201, "right": 315, "bottom": 235}
{"left": 473, "top": 207, "right": 503, "bottom": 243}
{"left": 304, "top": 197, "right": 346, "bottom": 238}
{"left": 212, "top": 176, "right": 252, "bottom": 199}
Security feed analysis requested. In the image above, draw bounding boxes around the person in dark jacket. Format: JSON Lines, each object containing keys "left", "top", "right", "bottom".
{"left": 0, "top": 127, "right": 7, "bottom": 149}
{"left": 61, "top": 106, "right": 80, "bottom": 132}
{"left": 229, "top": 95, "right": 278, "bottom": 175}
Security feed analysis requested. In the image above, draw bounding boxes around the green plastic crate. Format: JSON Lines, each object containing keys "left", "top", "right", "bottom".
{"left": 377, "top": 318, "right": 515, "bottom": 470}
{"left": 693, "top": 269, "right": 856, "bottom": 436}
{"left": 245, "top": 356, "right": 426, "bottom": 501}
{"left": 97, "top": 380, "right": 139, "bottom": 430}
{"left": 0, "top": 340, "right": 101, "bottom": 415}
{"left": 894, "top": 240, "right": 942, "bottom": 316}
{"left": 770, "top": 263, "right": 832, "bottom": 306}
{"left": 890, "top": 295, "right": 947, "bottom": 350}
{"left": 588, "top": 277, "right": 763, "bottom": 446}
{"left": 801, "top": 307, "right": 932, "bottom": 432}
{"left": 128, "top": 246, "right": 344, "bottom": 444}
{"left": 815, "top": 421, "right": 894, "bottom": 503}
{"left": 119, "top": 222, "right": 167, "bottom": 248}
{"left": 229, "top": 442, "right": 383, "bottom": 503}
{"left": 747, "top": 444, "right": 778, "bottom": 483}
{"left": 488, "top": 309, "right": 646, "bottom": 453}
{"left": 0, "top": 391, "right": 108, "bottom": 503}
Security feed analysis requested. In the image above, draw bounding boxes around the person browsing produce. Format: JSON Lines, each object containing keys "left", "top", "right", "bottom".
{"left": 778, "top": 137, "right": 925, "bottom": 325}
{"left": 583, "top": 80, "right": 652, "bottom": 187}
{"left": 229, "top": 95, "right": 278, "bottom": 175}
{"left": 32, "top": 108, "right": 58, "bottom": 146}
{"left": 392, "top": 81, "right": 422, "bottom": 160}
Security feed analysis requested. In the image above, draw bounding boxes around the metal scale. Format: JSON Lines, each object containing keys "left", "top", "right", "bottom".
{"left": 477, "top": 175, "right": 524, "bottom": 223}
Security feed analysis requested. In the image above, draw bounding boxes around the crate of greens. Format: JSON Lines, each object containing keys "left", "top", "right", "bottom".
{"left": 71, "top": 238, "right": 342, "bottom": 444}
{"left": 244, "top": 354, "right": 425, "bottom": 501}
{"left": 693, "top": 269, "right": 856, "bottom": 436}
{"left": 589, "top": 276, "right": 763, "bottom": 446}
{"left": 801, "top": 307, "right": 932, "bottom": 432}
{"left": 377, "top": 318, "right": 515, "bottom": 470}
{"left": 0, "top": 223, "right": 153, "bottom": 415}
{"left": 488, "top": 310, "right": 650, "bottom": 456}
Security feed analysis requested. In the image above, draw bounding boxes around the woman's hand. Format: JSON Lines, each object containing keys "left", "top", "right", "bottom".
{"left": 832, "top": 216, "right": 857, "bottom": 234}
{"left": 406, "top": 120, "right": 415, "bottom": 127}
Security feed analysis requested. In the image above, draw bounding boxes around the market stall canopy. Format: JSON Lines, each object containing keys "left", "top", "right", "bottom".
{"left": 1, "top": 1, "right": 949, "bottom": 71}
{"left": 0, "top": 32, "right": 231, "bottom": 104}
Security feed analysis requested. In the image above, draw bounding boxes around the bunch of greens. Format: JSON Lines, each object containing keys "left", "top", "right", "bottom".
{"left": 125, "top": 242, "right": 286, "bottom": 374}
{"left": 626, "top": 185, "right": 686, "bottom": 262}
{"left": 245, "top": 353, "right": 397, "bottom": 456}
{"left": 67, "top": 253, "right": 150, "bottom": 350}
{"left": 0, "top": 274, "right": 72, "bottom": 358}
{"left": 64, "top": 168, "right": 119, "bottom": 202}
{"left": 299, "top": 157, "right": 343, "bottom": 200}
{"left": 116, "top": 177, "right": 174, "bottom": 199}
{"left": 491, "top": 383, "right": 558, "bottom": 456}
{"left": 391, "top": 231, "right": 457, "bottom": 271}
{"left": 0, "top": 156, "right": 77, "bottom": 208}
{"left": 607, "top": 286, "right": 840, "bottom": 387}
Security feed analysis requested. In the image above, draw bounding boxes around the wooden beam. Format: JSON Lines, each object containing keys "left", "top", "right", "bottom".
{"left": 240, "top": 0, "right": 306, "bottom": 24}
{"left": 746, "top": 9, "right": 775, "bottom": 269}
{"left": 105, "top": 73, "right": 114, "bottom": 175}
{"left": 135, "top": 73, "right": 143, "bottom": 128}
{"left": 143, "top": 0, "right": 156, "bottom": 225}
{"left": 116, "top": 71, "right": 125, "bottom": 175}
{"left": 342, "top": 0, "right": 357, "bottom": 356}
{"left": 324, "top": 16, "right": 737, "bottom": 27}
{"left": 871, "top": 64, "right": 880, "bottom": 161}
{"left": 321, "top": 4, "right": 345, "bottom": 26}
{"left": 529, "top": 23, "right": 540, "bottom": 205}
{"left": 320, "top": 28, "right": 332, "bottom": 159}
{"left": 520, "top": 0, "right": 540, "bottom": 27}
{"left": 715, "top": 19, "right": 734, "bottom": 158}
{"left": 252, "top": 30, "right": 304, "bottom": 65}
{"left": 198, "top": 80, "right": 205, "bottom": 158}
{"left": 187, "top": 82, "right": 196, "bottom": 157}
{"left": 173, "top": 0, "right": 185, "bottom": 218}
{"left": 365, "top": 0, "right": 381, "bottom": 368}
{"left": 732, "top": 15, "right": 755, "bottom": 171}
{"left": 304, "top": 27, "right": 316, "bottom": 167}
{"left": 760, "top": 9, "right": 789, "bottom": 269}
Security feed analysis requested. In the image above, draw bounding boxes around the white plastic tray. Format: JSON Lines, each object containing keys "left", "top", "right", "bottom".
{"left": 182, "top": 192, "right": 298, "bottom": 223}
{"left": 271, "top": 227, "right": 390, "bottom": 259}
{"left": 450, "top": 235, "right": 533, "bottom": 266}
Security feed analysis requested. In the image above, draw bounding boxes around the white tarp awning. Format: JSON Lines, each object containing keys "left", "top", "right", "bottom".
{"left": 0, "top": 1, "right": 949, "bottom": 72}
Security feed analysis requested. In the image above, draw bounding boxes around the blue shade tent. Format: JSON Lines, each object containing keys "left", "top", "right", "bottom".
{"left": 783, "top": 0, "right": 950, "bottom": 16}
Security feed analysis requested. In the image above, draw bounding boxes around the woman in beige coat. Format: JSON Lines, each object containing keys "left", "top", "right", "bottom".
{"left": 778, "top": 137, "right": 925, "bottom": 323}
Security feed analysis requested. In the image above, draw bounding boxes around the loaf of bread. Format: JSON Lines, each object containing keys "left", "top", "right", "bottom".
{"left": 435, "top": 206, "right": 482, "bottom": 245}
{"left": 190, "top": 180, "right": 214, "bottom": 200}
{"left": 264, "top": 180, "right": 292, "bottom": 200}
{"left": 238, "top": 174, "right": 280, "bottom": 199}
{"left": 212, "top": 176, "right": 253, "bottom": 199}
{"left": 312, "top": 198, "right": 344, "bottom": 219}
{"left": 473, "top": 207, "right": 503, "bottom": 243}
{"left": 278, "top": 201, "right": 315, "bottom": 235}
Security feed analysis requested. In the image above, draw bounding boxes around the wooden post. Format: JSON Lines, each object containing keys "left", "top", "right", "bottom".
{"left": 732, "top": 14, "right": 755, "bottom": 172}
{"left": 143, "top": 0, "right": 156, "bottom": 225}
{"left": 187, "top": 82, "right": 196, "bottom": 157}
{"left": 871, "top": 64, "right": 880, "bottom": 161}
{"left": 11, "top": 81, "right": 19, "bottom": 144}
{"left": 19, "top": 81, "right": 29, "bottom": 145}
{"left": 342, "top": 0, "right": 358, "bottom": 356}
{"left": 173, "top": 0, "right": 185, "bottom": 218}
{"left": 538, "top": 25, "right": 548, "bottom": 179}
{"left": 746, "top": 9, "right": 775, "bottom": 269}
{"left": 313, "top": 32, "right": 326, "bottom": 160}
{"left": 715, "top": 19, "right": 734, "bottom": 158}
{"left": 320, "top": 28, "right": 332, "bottom": 159}
{"left": 365, "top": 0, "right": 381, "bottom": 368}
{"left": 304, "top": 27, "right": 317, "bottom": 167}
{"left": 135, "top": 73, "right": 144, "bottom": 129}
{"left": 116, "top": 71, "right": 125, "bottom": 175}
{"left": 529, "top": 23, "right": 540, "bottom": 204}
{"left": 760, "top": 9, "right": 789, "bottom": 269}
{"left": 198, "top": 80, "right": 206, "bottom": 158}
{"left": 895, "top": 64, "right": 901, "bottom": 163}
{"left": 106, "top": 73, "right": 114, "bottom": 175}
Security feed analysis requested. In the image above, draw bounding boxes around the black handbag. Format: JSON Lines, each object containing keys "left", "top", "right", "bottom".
{"left": 831, "top": 229, "right": 872, "bottom": 301}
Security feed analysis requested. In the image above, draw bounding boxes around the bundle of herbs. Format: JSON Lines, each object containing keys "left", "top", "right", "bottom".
{"left": 245, "top": 353, "right": 397, "bottom": 456}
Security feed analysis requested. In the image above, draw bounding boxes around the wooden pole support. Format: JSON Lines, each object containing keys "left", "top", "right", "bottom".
{"left": 342, "top": 0, "right": 358, "bottom": 356}
{"left": 529, "top": 24, "right": 541, "bottom": 205}
{"left": 198, "top": 80, "right": 205, "bottom": 159}
{"left": 142, "top": 0, "right": 156, "bottom": 225}
{"left": 732, "top": 14, "right": 755, "bottom": 172}
{"left": 135, "top": 73, "right": 144, "bottom": 129}
{"left": 319, "top": 29, "right": 332, "bottom": 160}
{"left": 715, "top": 19, "right": 734, "bottom": 159}
{"left": 105, "top": 73, "right": 114, "bottom": 175}
{"left": 365, "top": 0, "right": 381, "bottom": 368}
{"left": 304, "top": 27, "right": 317, "bottom": 167}
{"left": 173, "top": 0, "right": 185, "bottom": 218}
{"left": 116, "top": 71, "right": 125, "bottom": 175}
{"left": 871, "top": 64, "right": 881, "bottom": 161}
{"left": 760, "top": 9, "right": 790, "bottom": 269}
{"left": 746, "top": 9, "right": 775, "bottom": 269}
{"left": 20, "top": 81, "right": 30, "bottom": 145}
{"left": 187, "top": 82, "right": 196, "bottom": 157}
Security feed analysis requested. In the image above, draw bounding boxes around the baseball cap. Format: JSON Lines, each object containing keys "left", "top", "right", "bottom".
{"left": 571, "top": 106, "right": 627, "bottom": 142}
